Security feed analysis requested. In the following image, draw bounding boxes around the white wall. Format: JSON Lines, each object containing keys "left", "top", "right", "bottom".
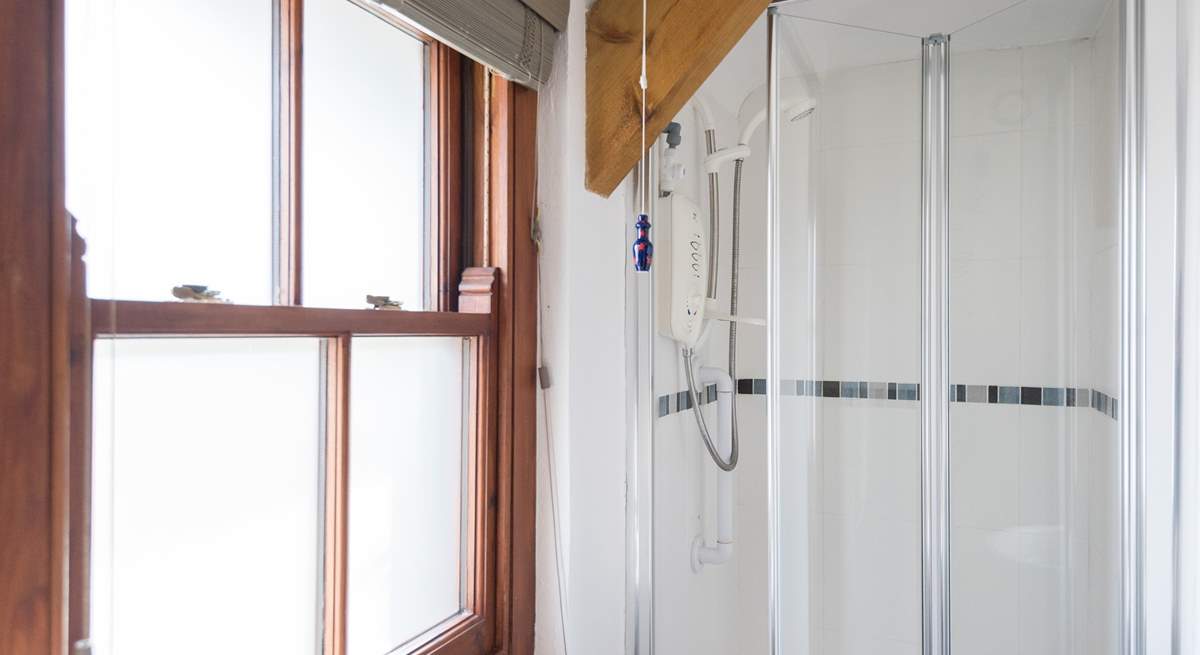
{"left": 535, "top": 1, "right": 631, "bottom": 653}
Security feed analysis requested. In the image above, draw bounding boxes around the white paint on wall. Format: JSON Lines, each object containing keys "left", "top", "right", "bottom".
{"left": 534, "top": 1, "right": 631, "bottom": 654}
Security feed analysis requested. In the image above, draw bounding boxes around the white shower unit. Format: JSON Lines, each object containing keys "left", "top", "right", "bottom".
{"left": 627, "top": 0, "right": 1149, "bottom": 653}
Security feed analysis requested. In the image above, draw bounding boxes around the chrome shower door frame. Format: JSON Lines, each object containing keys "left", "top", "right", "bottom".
{"left": 919, "top": 31, "right": 951, "bottom": 655}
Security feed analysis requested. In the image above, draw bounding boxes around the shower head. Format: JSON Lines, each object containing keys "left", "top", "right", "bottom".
{"left": 736, "top": 77, "right": 816, "bottom": 146}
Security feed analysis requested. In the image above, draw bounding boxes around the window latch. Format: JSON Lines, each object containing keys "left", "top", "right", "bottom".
{"left": 172, "top": 284, "right": 226, "bottom": 303}
{"left": 366, "top": 295, "right": 403, "bottom": 311}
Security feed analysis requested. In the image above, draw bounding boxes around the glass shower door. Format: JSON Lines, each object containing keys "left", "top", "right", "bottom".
{"left": 947, "top": 5, "right": 1122, "bottom": 654}
{"left": 771, "top": 13, "right": 925, "bottom": 654}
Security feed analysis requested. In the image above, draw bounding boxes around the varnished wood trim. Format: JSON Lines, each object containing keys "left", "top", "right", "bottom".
{"left": 481, "top": 77, "right": 538, "bottom": 655}
{"left": 0, "top": 0, "right": 70, "bottom": 651}
{"left": 459, "top": 267, "right": 498, "bottom": 315}
{"left": 68, "top": 217, "right": 92, "bottom": 647}
{"left": 432, "top": 42, "right": 464, "bottom": 311}
{"left": 505, "top": 82, "right": 539, "bottom": 655}
{"left": 50, "top": 0, "right": 72, "bottom": 649}
{"left": 276, "top": 0, "right": 303, "bottom": 305}
{"left": 322, "top": 337, "right": 349, "bottom": 655}
{"left": 89, "top": 301, "right": 491, "bottom": 337}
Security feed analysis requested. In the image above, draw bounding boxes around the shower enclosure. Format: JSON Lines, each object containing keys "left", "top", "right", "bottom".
{"left": 628, "top": 0, "right": 1144, "bottom": 652}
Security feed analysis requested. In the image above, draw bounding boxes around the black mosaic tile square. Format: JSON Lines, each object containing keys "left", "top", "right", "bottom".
{"left": 1020, "top": 386, "right": 1042, "bottom": 405}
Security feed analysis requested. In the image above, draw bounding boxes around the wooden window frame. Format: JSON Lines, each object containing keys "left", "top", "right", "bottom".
{"left": 0, "top": 1, "right": 537, "bottom": 654}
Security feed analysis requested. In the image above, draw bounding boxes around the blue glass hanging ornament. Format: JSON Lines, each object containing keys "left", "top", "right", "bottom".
{"left": 632, "top": 213, "right": 653, "bottom": 272}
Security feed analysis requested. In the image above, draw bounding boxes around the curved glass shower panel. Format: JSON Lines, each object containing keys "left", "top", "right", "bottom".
{"left": 772, "top": 13, "right": 924, "bottom": 655}
{"left": 947, "top": 1, "right": 1121, "bottom": 652}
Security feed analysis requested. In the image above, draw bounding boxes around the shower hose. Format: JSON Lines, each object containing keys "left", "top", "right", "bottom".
{"left": 682, "top": 131, "right": 744, "bottom": 472}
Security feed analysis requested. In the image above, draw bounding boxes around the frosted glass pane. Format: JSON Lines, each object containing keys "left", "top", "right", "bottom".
{"left": 348, "top": 337, "right": 466, "bottom": 654}
{"left": 91, "top": 338, "right": 322, "bottom": 655}
{"left": 65, "top": 0, "right": 274, "bottom": 304}
{"left": 302, "top": 0, "right": 427, "bottom": 310}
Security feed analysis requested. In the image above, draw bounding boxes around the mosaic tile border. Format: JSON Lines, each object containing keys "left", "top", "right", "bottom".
{"left": 656, "top": 379, "right": 1119, "bottom": 421}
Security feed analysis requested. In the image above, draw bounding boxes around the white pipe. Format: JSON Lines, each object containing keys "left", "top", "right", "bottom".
{"left": 692, "top": 365, "right": 735, "bottom": 571}
{"left": 692, "top": 92, "right": 716, "bottom": 133}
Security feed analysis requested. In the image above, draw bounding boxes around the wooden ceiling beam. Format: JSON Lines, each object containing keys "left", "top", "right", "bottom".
{"left": 585, "top": 0, "right": 770, "bottom": 197}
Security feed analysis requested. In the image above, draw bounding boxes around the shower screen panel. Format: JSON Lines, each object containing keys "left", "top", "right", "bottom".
{"left": 769, "top": 1, "right": 1129, "bottom": 653}
{"left": 771, "top": 14, "right": 924, "bottom": 655}
{"left": 947, "top": 6, "right": 1122, "bottom": 654}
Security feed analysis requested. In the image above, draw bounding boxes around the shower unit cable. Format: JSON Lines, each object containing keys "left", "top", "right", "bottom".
{"left": 532, "top": 209, "right": 570, "bottom": 655}
{"left": 631, "top": 0, "right": 653, "bottom": 272}
{"left": 920, "top": 33, "right": 951, "bottom": 655}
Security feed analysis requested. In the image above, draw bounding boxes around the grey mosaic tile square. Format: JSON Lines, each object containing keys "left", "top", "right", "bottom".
{"left": 868, "top": 382, "right": 888, "bottom": 400}
{"left": 1042, "top": 387, "right": 1065, "bottom": 406}
{"left": 841, "top": 381, "right": 857, "bottom": 398}
{"left": 658, "top": 395, "right": 670, "bottom": 417}
{"left": 997, "top": 386, "right": 1020, "bottom": 404}
{"left": 966, "top": 384, "right": 988, "bottom": 403}
{"left": 897, "top": 383, "right": 918, "bottom": 401}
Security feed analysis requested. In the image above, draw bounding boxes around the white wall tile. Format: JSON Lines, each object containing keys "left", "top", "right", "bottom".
{"left": 951, "top": 404, "right": 1020, "bottom": 530}
{"left": 818, "top": 60, "right": 922, "bottom": 150}
{"left": 951, "top": 132, "right": 1022, "bottom": 261}
{"left": 819, "top": 513, "right": 921, "bottom": 643}
{"left": 1020, "top": 256, "right": 1076, "bottom": 385}
{"left": 951, "top": 47, "right": 1023, "bottom": 137}
{"left": 818, "top": 629, "right": 921, "bottom": 655}
{"left": 1017, "top": 558, "right": 1070, "bottom": 655}
{"left": 951, "top": 527, "right": 1020, "bottom": 655}
{"left": 818, "top": 142, "right": 921, "bottom": 268}
{"left": 1021, "top": 41, "right": 1079, "bottom": 133}
{"left": 1021, "top": 129, "right": 1077, "bottom": 261}
{"left": 1018, "top": 406, "right": 1073, "bottom": 528}
{"left": 820, "top": 403, "right": 920, "bottom": 523}
{"left": 951, "top": 258, "right": 1021, "bottom": 384}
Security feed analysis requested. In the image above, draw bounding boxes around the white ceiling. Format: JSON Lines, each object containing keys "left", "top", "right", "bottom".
{"left": 772, "top": 0, "right": 1111, "bottom": 43}
{"left": 694, "top": 0, "right": 1114, "bottom": 125}
{"left": 775, "top": 0, "right": 1114, "bottom": 73}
